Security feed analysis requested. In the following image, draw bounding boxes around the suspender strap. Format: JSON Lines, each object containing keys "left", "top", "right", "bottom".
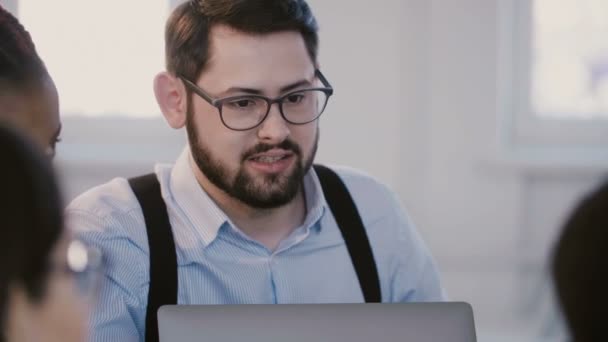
{"left": 128, "top": 174, "right": 177, "bottom": 342}
{"left": 313, "top": 164, "right": 382, "bottom": 303}
{"left": 130, "top": 165, "right": 380, "bottom": 342}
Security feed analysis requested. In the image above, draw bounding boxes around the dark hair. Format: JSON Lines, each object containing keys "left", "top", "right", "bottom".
{"left": 165, "top": 0, "right": 319, "bottom": 81}
{"left": 0, "top": 5, "right": 49, "bottom": 92}
{"left": 0, "top": 124, "right": 64, "bottom": 342}
{"left": 552, "top": 180, "right": 608, "bottom": 342}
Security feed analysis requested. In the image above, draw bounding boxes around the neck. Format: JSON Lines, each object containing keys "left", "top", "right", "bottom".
{"left": 190, "top": 157, "right": 307, "bottom": 251}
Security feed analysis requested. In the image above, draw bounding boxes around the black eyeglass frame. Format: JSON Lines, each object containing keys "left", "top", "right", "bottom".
{"left": 179, "top": 69, "right": 334, "bottom": 131}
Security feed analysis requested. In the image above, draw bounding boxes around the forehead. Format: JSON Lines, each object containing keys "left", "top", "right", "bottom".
{"left": 200, "top": 24, "right": 315, "bottom": 89}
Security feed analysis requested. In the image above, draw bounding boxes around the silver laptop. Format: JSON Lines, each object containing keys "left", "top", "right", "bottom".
{"left": 158, "top": 302, "right": 476, "bottom": 342}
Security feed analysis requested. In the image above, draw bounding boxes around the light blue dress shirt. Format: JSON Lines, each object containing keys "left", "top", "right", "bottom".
{"left": 67, "top": 147, "right": 446, "bottom": 342}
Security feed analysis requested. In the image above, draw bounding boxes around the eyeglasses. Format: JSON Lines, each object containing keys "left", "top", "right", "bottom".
{"left": 179, "top": 69, "right": 334, "bottom": 131}
{"left": 50, "top": 239, "right": 103, "bottom": 297}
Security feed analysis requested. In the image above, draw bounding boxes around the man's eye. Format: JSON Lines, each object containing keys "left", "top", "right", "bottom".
{"left": 227, "top": 99, "right": 255, "bottom": 108}
{"left": 286, "top": 94, "right": 305, "bottom": 104}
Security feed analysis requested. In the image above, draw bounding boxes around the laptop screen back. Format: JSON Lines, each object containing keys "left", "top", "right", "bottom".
{"left": 158, "top": 302, "right": 476, "bottom": 342}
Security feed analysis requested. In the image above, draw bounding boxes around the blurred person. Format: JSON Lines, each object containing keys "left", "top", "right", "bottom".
{"left": 0, "top": 124, "right": 100, "bottom": 342}
{"left": 0, "top": 5, "right": 61, "bottom": 158}
{"left": 552, "top": 180, "right": 608, "bottom": 342}
{"left": 67, "top": 1, "right": 446, "bottom": 341}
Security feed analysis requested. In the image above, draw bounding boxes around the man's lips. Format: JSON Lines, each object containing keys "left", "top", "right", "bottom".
{"left": 246, "top": 148, "right": 295, "bottom": 162}
{"left": 245, "top": 149, "right": 296, "bottom": 173}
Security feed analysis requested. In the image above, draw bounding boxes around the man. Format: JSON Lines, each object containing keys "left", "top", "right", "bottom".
{"left": 67, "top": 0, "right": 445, "bottom": 341}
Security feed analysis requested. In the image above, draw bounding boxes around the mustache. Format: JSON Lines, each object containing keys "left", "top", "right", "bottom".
{"left": 242, "top": 139, "right": 302, "bottom": 161}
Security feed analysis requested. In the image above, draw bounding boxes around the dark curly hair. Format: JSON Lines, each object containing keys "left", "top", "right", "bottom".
{"left": 0, "top": 126, "right": 63, "bottom": 342}
{"left": 553, "top": 180, "right": 608, "bottom": 342}
{"left": 0, "top": 5, "right": 49, "bottom": 93}
{"left": 0, "top": 123, "right": 64, "bottom": 342}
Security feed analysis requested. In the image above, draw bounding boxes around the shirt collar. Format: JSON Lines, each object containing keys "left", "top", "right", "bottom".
{"left": 169, "top": 146, "right": 228, "bottom": 246}
{"left": 301, "top": 165, "right": 328, "bottom": 233}
{"left": 168, "top": 146, "right": 329, "bottom": 247}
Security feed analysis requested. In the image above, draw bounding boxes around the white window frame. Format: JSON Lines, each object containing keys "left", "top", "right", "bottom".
{"left": 498, "top": 0, "right": 608, "bottom": 150}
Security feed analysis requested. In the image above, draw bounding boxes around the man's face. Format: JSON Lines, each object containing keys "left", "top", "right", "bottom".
{"left": 186, "top": 25, "right": 320, "bottom": 209}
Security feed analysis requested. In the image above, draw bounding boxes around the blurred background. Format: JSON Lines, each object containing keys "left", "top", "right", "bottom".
{"left": 3, "top": 0, "right": 608, "bottom": 340}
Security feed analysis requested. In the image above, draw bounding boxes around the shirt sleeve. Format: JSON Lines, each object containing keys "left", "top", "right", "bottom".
{"left": 337, "top": 168, "right": 447, "bottom": 302}
{"left": 67, "top": 208, "right": 149, "bottom": 342}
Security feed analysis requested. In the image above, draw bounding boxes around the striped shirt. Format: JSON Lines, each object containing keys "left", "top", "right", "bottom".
{"left": 67, "top": 147, "right": 446, "bottom": 342}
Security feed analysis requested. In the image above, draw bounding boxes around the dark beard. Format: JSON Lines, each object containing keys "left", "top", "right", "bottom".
{"left": 186, "top": 109, "right": 318, "bottom": 209}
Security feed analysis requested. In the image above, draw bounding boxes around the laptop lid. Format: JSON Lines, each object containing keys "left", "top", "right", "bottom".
{"left": 158, "top": 302, "right": 476, "bottom": 342}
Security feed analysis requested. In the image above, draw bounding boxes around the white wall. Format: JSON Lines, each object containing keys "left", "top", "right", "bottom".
{"left": 56, "top": 1, "right": 608, "bottom": 341}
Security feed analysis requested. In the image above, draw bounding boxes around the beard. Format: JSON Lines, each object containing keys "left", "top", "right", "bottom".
{"left": 186, "top": 109, "right": 318, "bottom": 209}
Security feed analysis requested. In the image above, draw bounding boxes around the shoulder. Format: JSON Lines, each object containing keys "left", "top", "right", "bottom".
{"left": 329, "top": 165, "right": 392, "bottom": 194}
{"left": 317, "top": 164, "right": 402, "bottom": 225}
{"left": 66, "top": 177, "right": 148, "bottom": 248}
{"left": 67, "top": 177, "right": 141, "bottom": 218}
{"left": 66, "top": 177, "right": 152, "bottom": 287}
{"left": 318, "top": 165, "right": 445, "bottom": 300}
{"left": 317, "top": 164, "right": 420, "bottom": 257}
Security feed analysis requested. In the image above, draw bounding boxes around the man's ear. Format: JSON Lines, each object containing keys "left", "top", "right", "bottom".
{"left": 154, "top": 72, "right": 187, "bottom": 129}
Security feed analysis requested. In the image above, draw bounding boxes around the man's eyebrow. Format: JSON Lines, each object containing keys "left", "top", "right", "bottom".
{"left": 280, "top": 79, "right": 312, "bottom": 93}
{"left": 222, "top": 79, "right": 313, "bottom": 96}
{"left": 223, "top": 86, "right": 263, "bottom": 95}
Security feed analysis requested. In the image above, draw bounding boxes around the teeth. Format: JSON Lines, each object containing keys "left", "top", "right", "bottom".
{"left": 254, "top": 155, "right": 283, "bottom": 163}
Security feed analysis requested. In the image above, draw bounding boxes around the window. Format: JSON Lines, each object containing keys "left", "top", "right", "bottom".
{"left": 533, "top": 0, "right": 608, "bottom": 120}
{"left": 19, "top": 0, "right": 169, "bottom": 117}
{"left": 500, "top": 0, "right": 608, "bottom": 149}
{"left": 14, "top": 0, "right": 187, "bottom": 164}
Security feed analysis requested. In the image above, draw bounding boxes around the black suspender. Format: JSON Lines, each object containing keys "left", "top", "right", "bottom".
{"left": 128, "top": 175, "right": 178, "bottom": 342}
{"left": 128, "top": 165, "right": 381, "bottom": 342}
{"left": 312, "top": 165, "right": 381, "bottom": 303}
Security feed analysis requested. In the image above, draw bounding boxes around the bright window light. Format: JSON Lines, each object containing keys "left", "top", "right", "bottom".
{"left": 19, "top": 0, "right": 169, "bottom": 117}
{"left": 533, "top": 0, "right": 608, "bottom": 119}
